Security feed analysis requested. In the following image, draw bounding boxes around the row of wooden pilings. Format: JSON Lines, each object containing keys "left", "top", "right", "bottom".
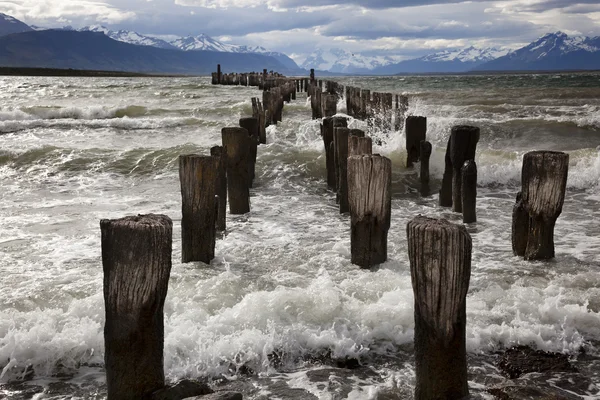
{"left": 99, "top": 70, "right": 302, "bottom": 400}
{"left": 98, "top": 69, "right": 570, "bottom": 400}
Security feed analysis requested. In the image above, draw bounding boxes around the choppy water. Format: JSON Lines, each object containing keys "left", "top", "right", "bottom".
{"left": 1, "top": 73, "right": 600, "bottom": 399}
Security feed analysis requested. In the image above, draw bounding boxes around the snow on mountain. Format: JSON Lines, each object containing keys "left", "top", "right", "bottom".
{"left": 477, "top": 32, "right": 600, "bottom": 71}
{"left": 419, "top": 46, "right": 509, "bottom": 63}
{"left": 170, "top": 34, "right": 240, "bottom": 52}
{"left": 301, "top": 48, "right": 402, "bottom": 73}
{"left": 79, "top": 25, "right": 175, "bottom": 49}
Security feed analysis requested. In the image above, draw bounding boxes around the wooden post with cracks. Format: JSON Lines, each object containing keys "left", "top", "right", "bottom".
{"left": 222, "top": 127, "right": 250, "bottom": 214}
{"left": 512, "top": 151, "right": 568, "bottom": 260}
{"left": 179, "top": 155, "right": 219, "bottom": 263}
{"left": 348, "top": 155, "right": 391, "bottom": 268}
{"left": 407, "top": 216, "right": 471, "bottom": 400}
{"left": 101, "top": 214, "right": 172, "bottom": 400}
{"left": 211, "top": 146, "right": 227, "bottom": 232}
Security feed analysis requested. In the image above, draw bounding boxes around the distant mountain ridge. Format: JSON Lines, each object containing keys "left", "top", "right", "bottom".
{"left": 476, "top": 32, "right": 600, "bottom": 71}
{"left": 0, "top": 13, "right": 32, "bottom": 36}
{"left": 77, "top": 26, "right": 299, "bottom": 70}
{"left": 0, "top": 30, "right": 293, "bottom": 74}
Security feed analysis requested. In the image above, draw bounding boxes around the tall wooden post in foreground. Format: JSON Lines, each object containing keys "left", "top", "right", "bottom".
{"left": 512, "top": 151, "right": 568, "bottom": 260}
{"left": 179, "top": 155, "right": 219, "bottom": 263}
{"left": 348, "top": 155, "right": 391, "bottom": 268}
{"left": 101, "top": 214, "right": 172, "bottom": 400}
{"left": 222, "top": 127, "right": 250, "bottom": 214}
{"left": 407, "top": 216, "right": 471, "bottom": 400}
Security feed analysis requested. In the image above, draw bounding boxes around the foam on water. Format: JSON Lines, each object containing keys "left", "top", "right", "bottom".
{"left": 1, "top": 75, "right": 600, "bottom": 398}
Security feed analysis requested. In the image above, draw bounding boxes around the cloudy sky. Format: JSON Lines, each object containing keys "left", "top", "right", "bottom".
{"left": 2, "top": 0, "right": 599, "bottom": 62}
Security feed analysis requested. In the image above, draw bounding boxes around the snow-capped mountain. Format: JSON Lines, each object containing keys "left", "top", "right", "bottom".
{"left": 79, "top": 25, "right": 176, "bottom": 49}
{"left": 419, "top": 46, "right": 509, "bottom": 63}
{"left": 169, "top": 34, "right": 299, "bottom": 69}
{"left": 477, "top": 32, "right": 600, "bottom": 71}
{"left": 0, "top": 12, "right": 33, "bottom": 36}
{"left": 170, "top": 34, "right": 239, "bottom": 52}
{"left": 301, "top": 48, "right": 402, "bottom": 74}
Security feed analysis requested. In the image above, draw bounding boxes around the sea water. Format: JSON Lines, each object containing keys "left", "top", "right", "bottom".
{"left": 0, "top": 74, "right": 599, "bottom": 399}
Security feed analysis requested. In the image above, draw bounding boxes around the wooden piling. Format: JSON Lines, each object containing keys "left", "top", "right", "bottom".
{"left": 512, "top": 151, "right": 569, "bottom": 260}
{"left": 450, "top": 126, "right": 480, "bottom": 213}
{"left": 322, "top": 116, "right": 347, "bottom": 190}
{"left": 323, "top": 94, "right": 337, "bottom": 117}
{"left": 239, "top": 117, "right": 259, "bottom": 187}
{"left": 222, "top": 127, "right": 250, "bottom": 214}
{"left": 420, "top": 140, "right": 432, "bottom": 187}
{"left": 407, "top": 216, "right": 471, "bottom": 400}
{"left": 179, "top": 155, "right": 220, "bottom": 263}
{"left": 406, "top": 116, "right": 427, "bottom": 168}
{"left": 348, "top": 155, "right": 392, "bottom": 268}
{"left": 440, "top": 125, "right": 479, "bottom": 210}
{"left": 349, "top": 134, "right": 371, "bottom": 156}
{"left": 217, "top": 64, "right": 221, "bottom": 84}
{"left": 101, "top": 214, "right": 172, "bottom": 400}
{"left": 334, "top": 127, "right": 350, "bottom": 211}
{"left": 210, "top": 146, "right": 227, "bottom": 232}
{"left": 461, "top": 160, "right": 477, "bottom": 223}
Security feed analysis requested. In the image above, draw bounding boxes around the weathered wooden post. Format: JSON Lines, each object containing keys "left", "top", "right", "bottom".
{"left": 450, "top": 126, "right": 479, "bottom": 213}
{"left": 217, "top": 64, "right": 221, "bottom": 84}
{"left": 512, "top": 151, "right": 569, "bottom": 260}
{"left": 348, "top": 155, "right": 391, "bottom": 268}
{"left": 406, "top": 116, "right": 427, "bottom": 168}
{"left": 334, "top": 127, "right": 350, "bottom": 211}
{"left": 420, "top": 140, "right": 432, "bottom": 186}
{"left": 439, "top": 125, "right": 479, "bottom": 209}
{"left": 101, "top": 214, "right": 172, "bottom": 400}
{"left": 349, "top": 134, "right": 372, "bottom": 156}
{"left": 461, "top": 160, "right": 477, "bottom": 224}
{"left": 239, "top": 117, "right": 259, "bottom": 187}
{"left": 322, "top": 116, "right": 347, "bottom": 190}
{"left": 179, "top": 155, "right": 219, "bottom": 263}
{"left": 323, "top": 93, "right": 337, "bottom": 117}
{"left": 211, "top": 146, "right": 227, "bottom": 232}
{"left": 407, "top": 216, "right": 471, "bottom": 400}
{"left": 310, "top": 69, "right": 315, "bottom": 83}
{"left": 222, "top": 127, "right": 250, "bottom": 214}
{"left": 439, "top": 139, "right": 453, "bottom": 207}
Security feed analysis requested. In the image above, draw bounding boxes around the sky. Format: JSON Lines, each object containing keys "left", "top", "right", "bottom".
{"left": 1, "top": 0, "right": 599, "bottom": 62}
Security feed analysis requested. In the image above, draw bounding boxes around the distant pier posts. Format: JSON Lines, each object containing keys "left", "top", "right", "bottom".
{"left": 222, "top": 127, "right": 251, "bottom": 214}
{"left": 211, "top": 146, "right": 227, "bottom": 232}
{"left": 407, "top": 216, "right": 471, "bottom": 400}
{"left": 217, "top": 64, "right": 221, "bottom": 84}
{"left": 179, "top": 154, "right": 220, "bottom": 263}
{"left": 310, "top": 68, "right": 315, "bottom": 83}
{"left": 462, "top": 160, "right": 477, "bottom": 223}
{"left": 348, "top": 155, "right": 391, "bottom": 268}
{"left": 439, "top": 125, "right": 479, "bottom": 211}
{"left": 239, "top": 117, "right": 259, "bottom": 187}
{"left": 405, "top": 116, "right": 427, "bottom": 168}
{"left": 101, "top": 214, "right": 172, "bottom": 400}
{"left": 512, "top": 151, "right": 569, "bottom": 260}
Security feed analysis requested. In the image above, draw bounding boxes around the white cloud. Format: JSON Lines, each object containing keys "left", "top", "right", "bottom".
{"left": 0, "top": 0, "right": 136, "bottom": 26}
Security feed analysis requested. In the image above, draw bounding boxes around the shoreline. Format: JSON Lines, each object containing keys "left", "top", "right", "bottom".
{"left": 0, "top": 67, "right": 195, "bottom": 77}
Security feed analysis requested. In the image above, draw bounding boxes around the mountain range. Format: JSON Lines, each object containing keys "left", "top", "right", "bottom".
{"left": 0, "top": 12, "right": 598, "bottom": 74}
